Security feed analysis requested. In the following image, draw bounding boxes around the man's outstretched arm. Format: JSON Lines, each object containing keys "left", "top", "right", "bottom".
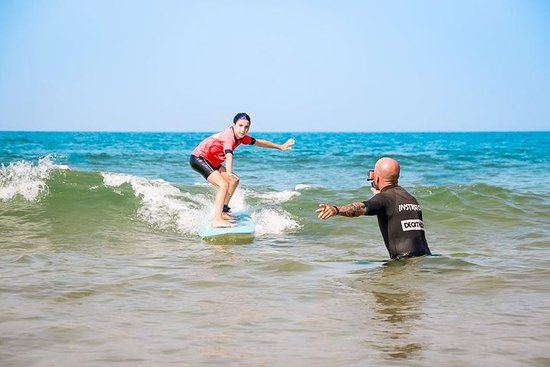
{"left": 316, "top": 202, "right": 366, "bottom": 220}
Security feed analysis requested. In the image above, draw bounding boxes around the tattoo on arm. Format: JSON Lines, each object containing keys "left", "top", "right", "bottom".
{"left": 337, "top": 202, "right": 366, "bottom": 217}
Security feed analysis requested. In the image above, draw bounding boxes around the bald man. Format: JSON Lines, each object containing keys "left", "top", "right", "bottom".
{"left": 316, "top": 157, "right": 431, "bottom": 260}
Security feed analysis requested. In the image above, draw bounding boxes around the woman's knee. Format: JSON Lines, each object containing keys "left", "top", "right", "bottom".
{"left": 217, "top": 180, "right": 230, "bottom": 192}
{"left": 208, "top": 173, "right": 229, "bottom": 191}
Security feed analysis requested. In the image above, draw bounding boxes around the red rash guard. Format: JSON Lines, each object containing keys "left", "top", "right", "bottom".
{"left": 192, "top": 126, "right": 255, "bottom": 167}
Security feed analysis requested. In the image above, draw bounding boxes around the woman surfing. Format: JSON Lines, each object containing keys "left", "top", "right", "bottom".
{"left": 189, "top": 113, "right": 295, "bottom": 227}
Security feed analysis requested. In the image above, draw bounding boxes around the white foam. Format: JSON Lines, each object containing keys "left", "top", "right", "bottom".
{"left": 225, "top": 186, "right": 247, "bottom": 212}
{"left": 102, "top": 172, "right": 213, "bottom": 234}
{"left": 253, "top": 208, "right": 301, "bottom": 236}
{"left": 102, "top": 173, "right": 302, "bottom": 236}
{"left": 0, "top": 155, "right": 67, "bottom": 202}
{"left": 294, "top": 183, "right": 317, "bottom": 191}
{"left": 252, "top": 189, "right": 301, "bottom": 204}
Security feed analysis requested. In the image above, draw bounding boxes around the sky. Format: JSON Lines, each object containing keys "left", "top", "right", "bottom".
{"left": 0, "top": 0, "right": 549, "bottom": 132}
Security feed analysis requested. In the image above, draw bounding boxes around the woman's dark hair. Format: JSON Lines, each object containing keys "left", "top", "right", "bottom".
{"left": 233, "top": 112, "right": 251, "bottom": 124}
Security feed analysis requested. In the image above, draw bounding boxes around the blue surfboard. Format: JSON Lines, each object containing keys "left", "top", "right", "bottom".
{"left": 198, "top": 212, "right": 256, "bottom": 240}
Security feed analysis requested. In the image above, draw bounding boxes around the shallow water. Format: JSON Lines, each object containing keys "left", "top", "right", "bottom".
{"left": 1, "top": 131, "right": 549, "bottom": 366}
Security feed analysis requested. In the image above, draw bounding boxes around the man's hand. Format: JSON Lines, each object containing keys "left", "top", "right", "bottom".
{"left": 316, "top": 204, "right": 337, "bottom": 220}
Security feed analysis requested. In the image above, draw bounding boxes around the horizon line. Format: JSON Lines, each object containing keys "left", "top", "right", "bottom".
{"left": 1, "top": 130, "right": 549, "bottom": 134}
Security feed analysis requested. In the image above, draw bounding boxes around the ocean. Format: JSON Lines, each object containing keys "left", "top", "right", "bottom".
{"left": 1, "top": 131, "right": 549, "bottom": 366}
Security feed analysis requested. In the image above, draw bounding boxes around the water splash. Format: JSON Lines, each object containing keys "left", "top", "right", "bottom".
{"left": 253, "top": 208, "right": 301, "bottom": 236}
{"left": 0, "top": 155, "right": 67, "bottom": 201}
{"left": 102, "top": 174, "right": 302, "bottom": 236}
{"left": 102, "top": 172, "right": 213, "bottom": 234}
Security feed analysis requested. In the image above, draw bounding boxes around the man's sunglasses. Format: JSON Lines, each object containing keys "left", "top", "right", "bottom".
{"left": 367, "top": 169, "right": 374, "bottom": 181}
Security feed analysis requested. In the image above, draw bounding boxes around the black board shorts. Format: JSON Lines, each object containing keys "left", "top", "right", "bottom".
{"left": 189, "top": 155, "right": 221, "bottom": 180}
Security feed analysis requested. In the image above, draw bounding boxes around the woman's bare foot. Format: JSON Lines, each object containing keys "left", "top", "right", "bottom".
{"left": 212, "top": 219, "right": 236, "bottom": 228}
{"left": 222, "top": 212, "right": 238, "bottom": 220}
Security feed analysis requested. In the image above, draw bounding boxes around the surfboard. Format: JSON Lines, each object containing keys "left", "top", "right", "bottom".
{"left": 198, "top": 212, "right": 256, "bottom": 240}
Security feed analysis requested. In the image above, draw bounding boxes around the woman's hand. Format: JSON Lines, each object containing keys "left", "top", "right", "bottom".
{"left": 280, "top": 138, "right": 295, "bottom": 151}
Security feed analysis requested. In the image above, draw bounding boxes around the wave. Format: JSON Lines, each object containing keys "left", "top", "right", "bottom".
{"left": 2, "top": 157, "right": 548, "bottom": 242}
{"left": 0, "top": 155, "right": 69, "bottom": 201}
{"left": 413, "top": 183, "right": 550, "bottom": 227}
{"left": 0, "top": 157, "right": 302, "bottom": 237}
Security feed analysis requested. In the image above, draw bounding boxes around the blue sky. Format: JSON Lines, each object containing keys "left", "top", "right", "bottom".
{"left": 0, "top": 0, "right": 549, "bottom": 132}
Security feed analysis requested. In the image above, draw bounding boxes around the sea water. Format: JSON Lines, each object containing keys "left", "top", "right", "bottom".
{"left": 1, "top": 131, "right": 549, "bottom": 366}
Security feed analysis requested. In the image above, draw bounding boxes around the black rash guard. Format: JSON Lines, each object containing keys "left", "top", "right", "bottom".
{"left": 362, "top": 184, "right": 431, "bottom": 259}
